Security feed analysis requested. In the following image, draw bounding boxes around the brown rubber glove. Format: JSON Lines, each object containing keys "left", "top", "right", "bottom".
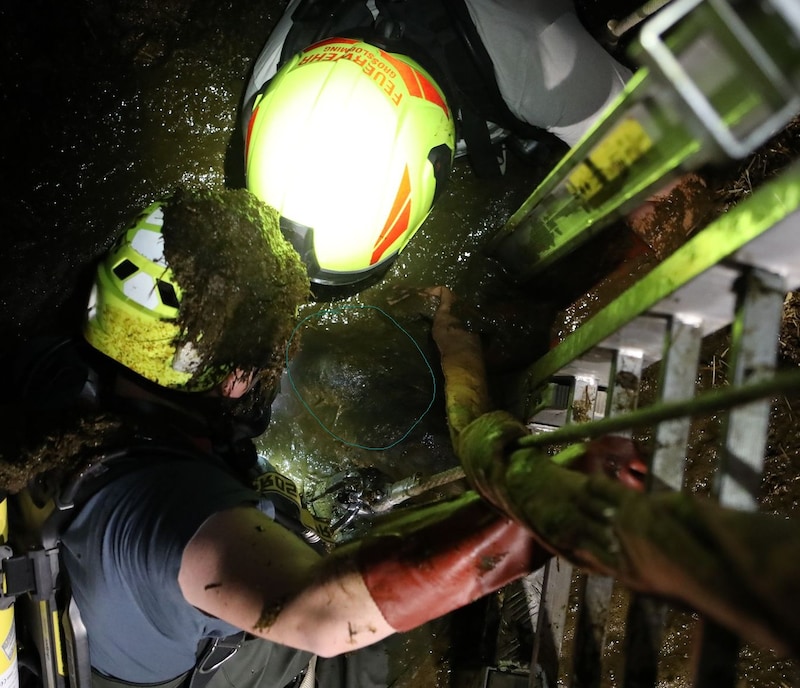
{"left": 353, "top": 491, "right": 548, "bottom": 631}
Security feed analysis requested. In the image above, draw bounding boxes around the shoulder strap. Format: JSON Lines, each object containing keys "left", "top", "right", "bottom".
{"left": 23, "top": 440, "right": 217, "bottom": 552}
{"left": 438, "top": 0, "right": 538, "bottom": 135}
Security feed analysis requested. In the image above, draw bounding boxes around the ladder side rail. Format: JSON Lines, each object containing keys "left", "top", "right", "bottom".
{"left": 517, "top": 161, "right": 800, "bottom": 411}
{"left": 621, "top": 315, "right": 703, "bottom": 688}
{"left": 691, "top": 267, "right": 788, "bottom": 686}
{"left": 570, "top": 348, "right": 646, "bottom": 688}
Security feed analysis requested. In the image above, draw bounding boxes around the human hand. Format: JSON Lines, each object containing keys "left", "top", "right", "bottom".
{"left": 503, "top": 447, "right": 634, "bottom": 571}
{"left": 625, "top": 172, "right": 712, "bottom": 257}
{"left": 457, "top": 412, "right": 646, "bottom": 571}
{"left": 458, "top": 412, "right": 647, "bottom": 512}
{"left": 565, "top": 435, "right": 648, "bottom": 492}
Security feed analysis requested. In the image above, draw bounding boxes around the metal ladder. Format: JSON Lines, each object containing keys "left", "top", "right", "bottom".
{"left": 480, "top": 0, "right": 800, "bottom": 685}
{"left": 517, "top": 161, "right": 800, "bottom": 688}
{"left": 490, "top": 0, "right": 800, "bottom": 280}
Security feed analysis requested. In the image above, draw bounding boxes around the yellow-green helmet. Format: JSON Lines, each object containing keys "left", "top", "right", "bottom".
{"left": 245, "top": 37, "right": 455, "bottom": 286}
{"left": 84, "top": 202, "right": 220, "bottom": 392}
{"left": 85, "top": 191, "right": 310, "bottom": 393}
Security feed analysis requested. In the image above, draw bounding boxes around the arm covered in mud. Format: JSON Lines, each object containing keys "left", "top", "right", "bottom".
{"left": 458, "top": 411, "right": 800, "bottom": 658}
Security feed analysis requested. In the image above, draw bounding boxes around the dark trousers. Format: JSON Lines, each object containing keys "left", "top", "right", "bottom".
{"left": 206, "top": 637, "right": 391, "bottom": 688}
{"left": 92, "top": 637, "right": 393, "bottom": 688}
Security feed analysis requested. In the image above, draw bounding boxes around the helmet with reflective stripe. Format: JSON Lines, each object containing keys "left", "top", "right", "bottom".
{"left": 83, "top": 202, "right": 221, "bottom": 391}
{"left": 85, "top": 191, "right": 310, "bottom": 392}
{"left": 245, "top": 37, "right": 455, "bottom": 286}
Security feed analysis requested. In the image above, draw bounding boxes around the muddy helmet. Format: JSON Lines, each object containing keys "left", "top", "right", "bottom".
{"left": 83, "top": 203, "right": 225, "bottom": 392}
{"left": 245, "top": 37, "right": 455, "bottom": 286}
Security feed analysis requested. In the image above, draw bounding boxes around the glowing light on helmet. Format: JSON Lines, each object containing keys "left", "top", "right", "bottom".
{"left": 245, "top": 37, "right": 455, "bottom": 286}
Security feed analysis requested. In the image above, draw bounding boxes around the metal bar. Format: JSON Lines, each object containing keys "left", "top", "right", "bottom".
{"left": 715, "top": 268, "right": 787, "bottom": 508}
{"left": 531, "top": 557, "right": 573, "bottom": 688}
{"left": 529, "top": 371, "right": 607, "bottom": 685}
{"left": 571, "top": 575, "right": 616, "bottom": 688}
{"left": 692, "top": 266, "right": 786, "bottom": 687}
{"left": 606, "top": 0, "right": 673, "bottom": 42}
{"left": 491, "top": 0, "right": 800, "bottom": 281}
{"left": 569, "top": 349, "right": 644, "bottom": 687}
{"left": 622, "top": 595, "right": 668, "bottom": 688}
{"left": 518, "top": 367, "right": 800, "bottom": 451}
{"left": 621, "top": 315, "right": 702, "bottom": 687}
{"left": 606, "top": 348, "right": 645, "bottom": 431}
{"left": 529, "top": 375, "right": 605, "bottom": 685}
{"left": 649, "top": 315, "right": 703, "bottom": 493}
{"left": 519, "top": 162, "right": 800, "bottom": 396}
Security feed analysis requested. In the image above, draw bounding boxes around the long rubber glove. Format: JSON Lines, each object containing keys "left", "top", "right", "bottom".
{"left": 354, "top": 412, "right": 645, "bottom": 632}
{"left": 351, "top": 491, "right": 548, "bottom": 631}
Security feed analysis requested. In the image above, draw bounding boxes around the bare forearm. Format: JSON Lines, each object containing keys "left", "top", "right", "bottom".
{"left": 280, "top": 493, "right": 540, "bottom": 653}
{"left": 252, "top": 555, "right": 395, "bottom": 656}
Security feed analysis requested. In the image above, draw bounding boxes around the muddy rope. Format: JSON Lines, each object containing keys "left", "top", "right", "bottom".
{"left": 371, "top": 465, "right": 468, "bottom": 512}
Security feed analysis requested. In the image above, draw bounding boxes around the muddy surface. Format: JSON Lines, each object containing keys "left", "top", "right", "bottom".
{"left": 2, "top": 1, "right": 799, "bottom": 687}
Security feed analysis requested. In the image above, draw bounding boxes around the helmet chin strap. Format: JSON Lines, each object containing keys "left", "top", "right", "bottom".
{"left": 111, "top": 372, "right": 216, "bottom": 427}
{"left": 106, "top": 359, "right": 276, "bottom": 447}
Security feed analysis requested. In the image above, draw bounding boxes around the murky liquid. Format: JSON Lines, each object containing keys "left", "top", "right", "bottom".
{"left": 4, "top": 2, "right": 799, "bottom": 687}
{"left": 258, "top": 156, "right": 551, "bottom": 499}
{"left": 3, "top": 1, "right": 545, "bottom": 503}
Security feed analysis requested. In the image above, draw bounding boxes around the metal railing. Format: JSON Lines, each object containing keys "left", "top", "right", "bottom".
{"left": 483, "top": 0, "right": 800, "bottom": 685}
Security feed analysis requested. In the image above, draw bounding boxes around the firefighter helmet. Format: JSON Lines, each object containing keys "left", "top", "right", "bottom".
{"left": 245, "top": 37, "right": 455, "bottom": 286}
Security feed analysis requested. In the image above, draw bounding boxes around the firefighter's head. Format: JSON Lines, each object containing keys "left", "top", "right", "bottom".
{"left": 84, "top": 189, "right": 310, "bottom": 395}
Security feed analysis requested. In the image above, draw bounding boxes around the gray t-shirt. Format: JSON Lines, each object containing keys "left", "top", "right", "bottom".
{"left": 60, "top": 456, "right": 260, "bottom": 684}
{"left": 463, "top": 0, "right": 632, "bottom": 146}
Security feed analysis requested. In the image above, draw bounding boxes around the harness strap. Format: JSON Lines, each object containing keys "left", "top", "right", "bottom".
{"left": 295, "top": 655, "right": 317, "bottom": 688}
{"left": 87, "top": 625, "right": 246, "bottom": 688}
{"left": 460, "top": 108, "right": 504, "bottom": 178}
